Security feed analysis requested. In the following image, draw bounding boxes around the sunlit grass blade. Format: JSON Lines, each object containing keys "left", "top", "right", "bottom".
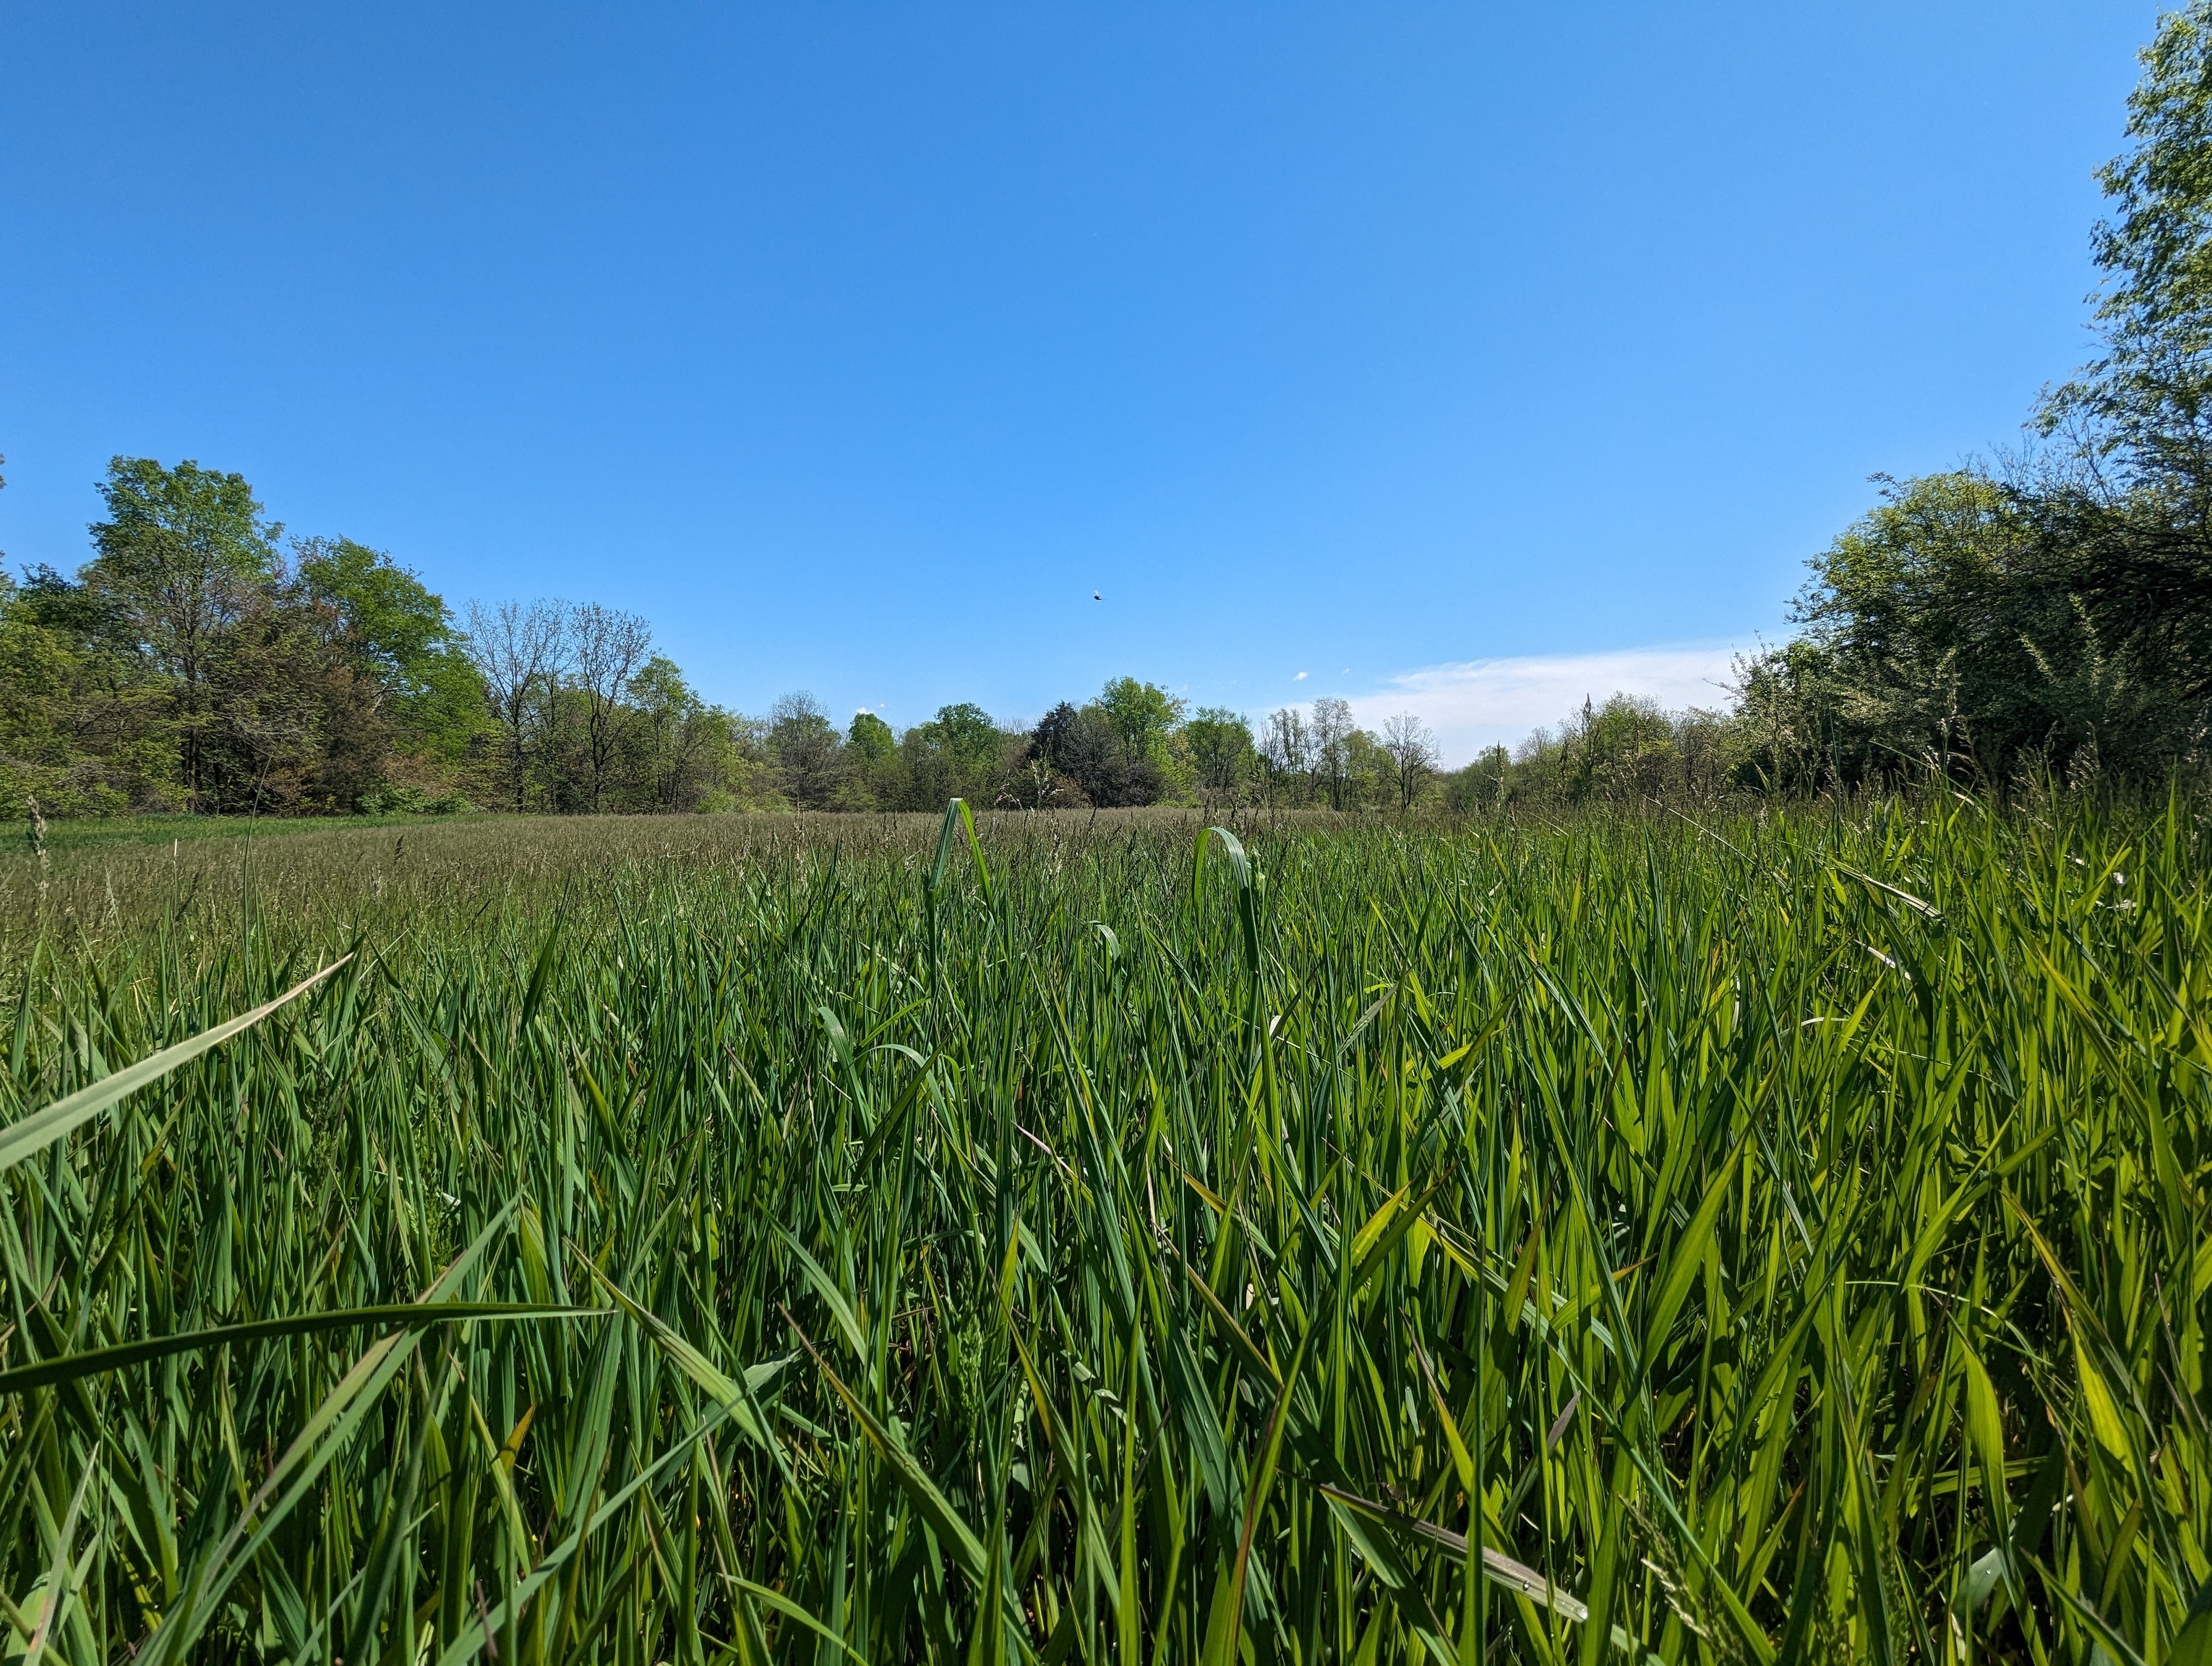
{"left": 0, "top": 954, "right": 350, "bottom": 1171}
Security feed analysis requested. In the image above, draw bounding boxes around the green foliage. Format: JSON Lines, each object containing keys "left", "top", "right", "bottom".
{"left": 87, "top": 456, "right": 281, "bottom": 613}
{"left": 203, "top": 580, "right": 372, "bottom": 812}
{"left": 1097, "top": 675, "right": 1185, "bottom": 757}
{"left": 85, "top": 456, "right": 281, "bottom": 690}
{"left": 1479, "top": 693, "right": 1731, "bottom": 806}
{"left": 891, "top": 701, "right": 1019, "bottom": 809}
{"left": 915, "top": 700, "right": 1003, "bottom": 767}
{"left": 0, "top": 597, "right": 177, "bottom": 817}
{"left": 1782, "top": 473, "right": 2177, "bottom": 784}
{"left": 0, "top": 798, "right": 2205, "bottom": 1662}
{"left": 83, "top": 457, "right": 283, "bottom": 807}
{"left": 2045, "top": 0, "right": 2212, "bottom": 505}
{"left": 1024, "top": 681, "right": 1204, "bottom": 809}
{"left": 4, "top": 461, "right": 515, "bottom": 816}
{"left": 296, "top": 536, "right": 486, "bottom": 763}
{"left": 400, "top": 642, "right": 494, "bottom": 766}
{"left": 356, "top": 783, "right": 476, "bottom": 815}
{"left": 1727, "top": 464, "right": 2212, "bottom": 792}
{"left": 2, "top": 465, "right": 767, "bottom": 819}
{"left": 296, "top": 537, "right": 455, "bottom": 688}
{"left": 2095, "top": 3, "right": 2212, "bottom": 343}
{"left": 1031, "top": 699, "right": 1154, "bottom": 806}
{"left": 1184, "top": 706, "right": 1256, "bottom": 800}
{"left": 1443, "top": 743, "right": 1513, "bottom": 812}
{"left": 628, "top": 657, "right": 742, "bottom": 812}
{"left": 846, "top": 709, "right": 895, "bottom": 763}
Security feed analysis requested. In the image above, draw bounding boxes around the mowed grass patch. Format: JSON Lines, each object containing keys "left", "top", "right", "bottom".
{"left": 0, "top": 796, "right": 2205, "bottom": 1663}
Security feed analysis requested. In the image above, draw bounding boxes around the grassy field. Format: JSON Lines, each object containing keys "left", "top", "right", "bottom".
{"left": 13, "top": 810, "right": 500, "bottom": 854}
{"left": 0, "top": 798, "right": 2205, "bottom": 1665}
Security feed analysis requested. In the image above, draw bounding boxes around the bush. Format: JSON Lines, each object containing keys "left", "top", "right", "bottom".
{"left": 357, "top": 784, "right": 473, "bottom": 816}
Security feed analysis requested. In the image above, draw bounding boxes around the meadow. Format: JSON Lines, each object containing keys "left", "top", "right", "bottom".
{"left": 0, "top": 797, "right": 2205, "bottom": 1665}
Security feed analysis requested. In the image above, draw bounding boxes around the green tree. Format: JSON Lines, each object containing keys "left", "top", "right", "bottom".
{"left": 200, "top": 585, "right": 353, "bottom": 813}
{"left": 1183, "top": 707, "right": 1255, "bottom": 802}
{"left": 1097, "top": 677, "right": 1185, "bottom": 759}
{"left": 1309, "top": 697, "right": 1355, "bottom": 808}
{"left": 15, "top": 563, "right": 135, "bottom": 654}
{"left": 925, "top": 701, "right": 1004, "bottom": 767}
{"left": 839, "top": 710, "right": 897, "bottom": 809}
{"left": 1343, "top": 726, "right": 1392, "bottom": 809}
{"left": 85, "top": 457, "right": 280, "bottom": 808}
{"left": 1443, "top": 744, "right": 1512, "bottom": 812}
{"left": 2040, "top": 2, "right": 2212, "bottom": 511}
{"left": 296, "top": 538, "right": 452, "bottom": 688}
{"left": 846, "top": 710, "right": 895, "bottom": 764}
{"left": 1259, "top": 706, "right": 1312, "bottom": 806}
{"left": 1775, "top": 471, "right": 2193, "bottom": 784}
{"left": 1031, "top": 701, "right": 1155, "bottom": 806}
{"left": 1025, "top": 680, "right": 1188, "bottom": 808}
{"left": 296, "top": 537, "right": 484, "bottom": 761}
{"left": 627, "top": 656, "right": 734, "bottom": 811}
{"left": 2010, "top": 1, "right": 2212, "bottom": 774}
{"left": 896, "top": 702, "right": 1012, "bottom": 808}
{"left": 1491, "top": 693, "right": 1726, "bottom": 804}
{"left": 0, "top": 589, "right": 176, "bottom": 817}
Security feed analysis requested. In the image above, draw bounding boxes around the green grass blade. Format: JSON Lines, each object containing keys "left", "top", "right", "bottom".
{"left": 0, "top": 955, "right": 350, "bottom": 1173}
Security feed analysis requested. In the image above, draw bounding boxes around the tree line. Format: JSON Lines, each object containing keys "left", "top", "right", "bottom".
{"left": 0, "top": 479, "right": 1465, "bottom": 818}
{"left": 0, "top": 457, "right": 1450, "bottom": 818}
{"left": 0, "top": 457, "right": 734, "bottom": 818}
{"left": 12, "top": 5, "right": 2212, "bottom": 818}
{"left": 0, "top": 474, "right": 1749, "bottom": 818}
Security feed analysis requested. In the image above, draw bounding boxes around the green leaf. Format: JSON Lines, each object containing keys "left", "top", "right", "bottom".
{"left": 0, "top": 1302, "right": 601, "bottom": 1396}
{"left": 584, "top": 1262, "right": 784, "bottom": 1448}
{"left": 0, "top": 957, "right": 349, "bottom": 1174}
{"left": 789, "top": 1316, "right": 987, "bottom": 1581}
{"left": 1641, "top": 1140, "right": 1743, "bottom": 1372}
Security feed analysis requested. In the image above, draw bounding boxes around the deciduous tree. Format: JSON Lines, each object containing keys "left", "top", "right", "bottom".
{"left": 1184, "top": 706, "right": 1255, "bottom": 803}
{"left": 464, "top": 598, "right": 566, "bottom": 811}
{"left": 570, "top": 602, "right": 653, "bottom": 812}
{"left": 1379, "top": 712, "right": 1438, "bottom": 808}
{"left": 768, "top": 690, "right": 844, "bottom": 808}
{"left": 85, "top": 457, "right": 280, "bottom": 808}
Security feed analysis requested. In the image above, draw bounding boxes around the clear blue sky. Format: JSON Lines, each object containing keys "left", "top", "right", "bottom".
{"left": 0, "top": 2, "right": 2161, "bottom": 759}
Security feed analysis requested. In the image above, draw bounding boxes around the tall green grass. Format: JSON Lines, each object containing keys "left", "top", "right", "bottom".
{"left": 0, "top": 797, "right": 2205, "bottom": 1663}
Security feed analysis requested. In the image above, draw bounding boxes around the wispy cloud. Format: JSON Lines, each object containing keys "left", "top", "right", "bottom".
{"left": 1342, "top": 641, "right": 1746, "bottom": 767}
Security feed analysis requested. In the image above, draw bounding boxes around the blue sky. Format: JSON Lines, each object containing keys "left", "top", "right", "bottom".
{"left": 0, "top": 2, "right": 2161, "bottom": 761}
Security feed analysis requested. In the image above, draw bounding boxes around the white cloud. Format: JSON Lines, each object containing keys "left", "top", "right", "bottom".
{"left": 1342, "top": 641, "right": 1746, "bottom": 767}
{"left": 1293, "top": 670, "right": 1308, "bottom": 680}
